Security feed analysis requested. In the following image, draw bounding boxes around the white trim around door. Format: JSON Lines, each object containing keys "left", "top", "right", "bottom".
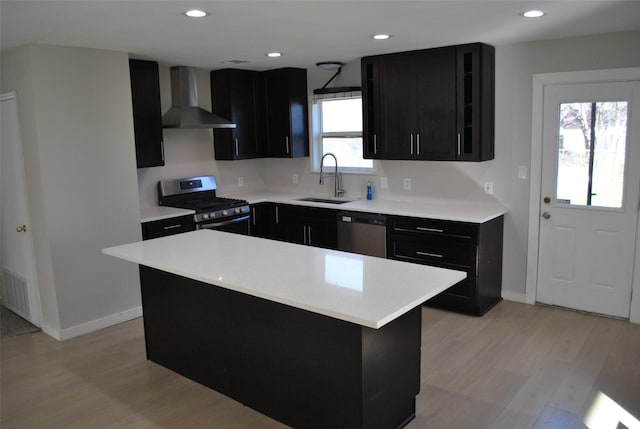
{"left": 526, "top": 67, "right": 640, "bottom": 324}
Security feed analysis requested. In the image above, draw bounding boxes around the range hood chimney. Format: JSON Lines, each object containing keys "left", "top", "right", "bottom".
{"left": 162, "top": 66, "right": 236, "bottom": 129}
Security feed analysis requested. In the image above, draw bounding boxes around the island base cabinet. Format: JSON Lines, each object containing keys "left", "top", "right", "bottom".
{"left": 139, "top": 266, "right": 421, "bottom": 429}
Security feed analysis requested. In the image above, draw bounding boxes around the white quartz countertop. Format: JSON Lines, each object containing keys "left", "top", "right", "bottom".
{"left": 140, "top": 206, "right": 195, "bottom": 223}
{"left": 221, "top": 191, "right": 506, "bottom": 223}
{"left": 103, "top": 230, "right": 466, "bottom": 329}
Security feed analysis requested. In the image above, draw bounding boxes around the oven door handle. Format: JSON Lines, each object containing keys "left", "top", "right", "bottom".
{"left": 200, "top": 215, "right": 250, "bottom": 229}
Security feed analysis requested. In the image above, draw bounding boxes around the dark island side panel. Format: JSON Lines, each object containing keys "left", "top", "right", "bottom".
{"left": 139, "top": 266, "right": 421, "bottom": 429}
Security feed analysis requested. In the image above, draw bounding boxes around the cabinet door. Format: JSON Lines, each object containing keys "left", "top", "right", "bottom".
{"left": 415, "top": 47, "right": 457, "bottom": 160}
{"left": 275, "top": 205, "right": 306, "bottom": 244}
{"left": 129, "top": 59, "right": 164, "bottom": 168}
{"left": 361, "top": 56, "right": 382, "bottom": 159}
{"left": 306, "top": 213, "right": 338, "bottom": 249}
{"left": 455, "top": 43, "right": 495, "bottom": 161}
{"left": 378, "top": 53, "right": 416, "bottom": 159}
{"left": 263, "top": 69, "right": 290, "bottom": 157}
{"left": 262, "top": 68, "right": 309, "bottom": 158}
{"left": 211, "top": 69, "right": 261, "bottom": 160}
{"left": 250, "top": 203, "right": 274, "bottom": 238}
{"left": 274, "top": 204, "right": 337, "bottom": 249}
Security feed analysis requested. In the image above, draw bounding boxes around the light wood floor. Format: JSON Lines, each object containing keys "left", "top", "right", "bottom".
{"left": 1, "top": 301, "right": 639, "bottom": 428}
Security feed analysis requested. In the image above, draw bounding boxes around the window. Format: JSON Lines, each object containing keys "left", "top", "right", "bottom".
{"left": 556, "top": 101, "right": 628, "bottom": 208}
{"left": 312, "top": 93, "right": 373, "bottom": 172}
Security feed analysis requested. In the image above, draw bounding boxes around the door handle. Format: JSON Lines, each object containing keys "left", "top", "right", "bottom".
{"left": 542, "top": 212, "right": 551, "bottom": 219}
{"left": 16, "top": 225, "right": 27, "bottom": 232}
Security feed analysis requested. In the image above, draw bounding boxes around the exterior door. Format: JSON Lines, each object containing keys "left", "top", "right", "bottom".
{"left": 1, "top": 93, "right": 41, "bottom": 325}
{"left": 537, "top": 81, "right": 640, "bottom": 318}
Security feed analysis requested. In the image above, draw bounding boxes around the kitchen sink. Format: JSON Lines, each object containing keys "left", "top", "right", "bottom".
{"left": 296, "top": 197, "right": 352, "bottom": 204}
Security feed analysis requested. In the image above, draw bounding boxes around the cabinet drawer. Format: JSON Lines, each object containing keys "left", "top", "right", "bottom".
{"left": 141, "top": 215, "right": 196, "bottom": 240}
{"left": 389, "top": 235, "right": 477, "bottom": 275}
{"left": 389, "top": 216, "right": 478, "bottom": 242}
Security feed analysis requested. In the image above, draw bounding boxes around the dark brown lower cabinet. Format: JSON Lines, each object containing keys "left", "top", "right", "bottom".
{"left": 141, "top": 215, "right": 195, "bottom": 240}
{"left": 387, "top": 215, "right": 503, "bottom": 316}
{"left": 272, "top": 204, "right": 338, "bottom": 250}
{"left": 140, "top": 266, "right": 421, "bottom": 429}
{"left": 249, "top": 203, "right": 276, "bottom": 238}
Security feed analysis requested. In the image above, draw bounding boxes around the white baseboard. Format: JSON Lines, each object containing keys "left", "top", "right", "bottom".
{"left": 502, "top": 290, "right": 527, "bottom": 303}
{"left": 40, "top": 322, "right": 62, "bottom": 341}
{"left": 51, "top": 306, "right": 142, "bottom": 341}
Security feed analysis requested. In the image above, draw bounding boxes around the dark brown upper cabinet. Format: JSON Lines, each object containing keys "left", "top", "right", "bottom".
{"left": 210, "top": 67, "right": 309, "bottom": 160}
{"left": 210, "top": 69, "right": 263, "bottom": 160}
{"left": 129, "top": 59, "right": 164, "bottom": 168}
{"left": 362, "top": 43, "right": 494, "bottom": 162}
{"left": 262, "top": 68, "right": 309, "bottom": 158}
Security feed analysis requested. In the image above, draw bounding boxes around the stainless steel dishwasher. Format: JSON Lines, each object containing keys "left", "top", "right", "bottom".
{"left": 337, "top": 211, "right": 387, "bottom": 258}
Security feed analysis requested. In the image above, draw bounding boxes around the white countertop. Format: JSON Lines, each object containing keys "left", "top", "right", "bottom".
{"left": 140, "top": 206, "right": 195, "bottom": 223}
{"left": 221, "top": 191, "right": 506, "bottom": 223}
{"left": 103, "top": 230, "right": 466, "bottom": 329}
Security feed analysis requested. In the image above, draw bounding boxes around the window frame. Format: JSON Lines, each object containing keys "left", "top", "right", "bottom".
{"left": 310, "top": 92, "right": 375, "bottom": 174}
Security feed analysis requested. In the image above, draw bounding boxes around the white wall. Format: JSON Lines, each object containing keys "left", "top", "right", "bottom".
{"left": 1, "top": 47, "right": 61, "bottom": 333}
{"left": 1, "top": 45, "right": 143, "bottom": 339}
{"left": 263, "top": 30, "right": 640, "bottom": 301}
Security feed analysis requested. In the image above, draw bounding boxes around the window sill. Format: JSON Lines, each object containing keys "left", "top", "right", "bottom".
{"left": 311, "top": 166, "right": 377, "bottom": 176}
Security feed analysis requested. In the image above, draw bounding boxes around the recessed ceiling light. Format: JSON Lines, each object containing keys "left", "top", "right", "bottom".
{"left": 521, "top": 10, "right": 545, "bottom": 18}
{"left": 184, "top": 9, "right": 208, "bottom": 18}
{"left": 371, "top": 34, "right": 391, "bottom": 40}
{"left": 266, "top": 52, "right": 283, "bottom": 58}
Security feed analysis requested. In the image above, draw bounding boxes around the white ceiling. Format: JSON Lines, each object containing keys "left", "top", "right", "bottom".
{"left": 2, "top": 1, "right": 640, "bottom": 70}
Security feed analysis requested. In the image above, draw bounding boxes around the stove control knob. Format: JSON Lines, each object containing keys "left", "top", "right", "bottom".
{"left": 211, "top": 213, "right": 216, "bottom": 219}
{"left": 202, "top": 214, "right": 209, "bottom": 220}
{"left": 222, "top": 210, "right": 229, "bottom": 216}
{"left": 234, "top": 208, "right": 241, "bottom": 214}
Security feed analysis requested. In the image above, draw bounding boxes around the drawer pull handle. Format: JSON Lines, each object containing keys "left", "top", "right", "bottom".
{"left": 416, "top": 251, "right": 443, "bottom": 258}
{"left": 162, "top": 224, "right": 183, "bottom": 230}
{"left": 416, "top": 227, "right": 444, "bottom": 233}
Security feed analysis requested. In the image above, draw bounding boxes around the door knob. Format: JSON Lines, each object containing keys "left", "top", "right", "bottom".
{"left": 16, "top": 225, "right": 27, "bottom": 232}
{"left": 542, "top": 212, "right": 551, "bottom": 219}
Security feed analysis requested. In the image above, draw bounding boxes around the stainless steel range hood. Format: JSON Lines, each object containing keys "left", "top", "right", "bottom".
{"left": 162, "top": 66, "right": 236, "bottom": 129}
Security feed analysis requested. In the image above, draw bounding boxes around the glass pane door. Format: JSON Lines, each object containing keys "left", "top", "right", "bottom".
{"left": 557, "top": 101, "right": 628, "bottom": 208}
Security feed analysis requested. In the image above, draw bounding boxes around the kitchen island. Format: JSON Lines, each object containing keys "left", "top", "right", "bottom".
{"left": 103, "top": 230, "right": 466, "bottom": 429}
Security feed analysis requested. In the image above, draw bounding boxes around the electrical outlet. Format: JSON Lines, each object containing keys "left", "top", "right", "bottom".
{"left": 292, "top": 174, "right": 299, "bottom": 185}
{"left": 380, "top": 177, "right": 388, "bottom": 189}
{"left": 484, "top": 181, "right": 493, "bottom": 194}
{"left": 238, "top": 176, "right": 245, "bottom": 187}
{"left": 403, "top": 178, "right": 411, "bottom": 190}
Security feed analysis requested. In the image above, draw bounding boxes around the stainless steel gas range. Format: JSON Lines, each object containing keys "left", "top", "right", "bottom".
{"left": 158, "top": 175, "right": 250, "bottom": 235}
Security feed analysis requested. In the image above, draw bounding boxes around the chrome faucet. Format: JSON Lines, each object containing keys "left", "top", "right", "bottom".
{"left": 319, "top": 152, "right": 345, "bottom": 198}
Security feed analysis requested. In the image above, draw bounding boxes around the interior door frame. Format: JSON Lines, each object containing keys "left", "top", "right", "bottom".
{"left": 1, "top": 91, "right": 43, "bottom": 326}
{"left": 526, "top": 68, "right": 640, "bottom": 324}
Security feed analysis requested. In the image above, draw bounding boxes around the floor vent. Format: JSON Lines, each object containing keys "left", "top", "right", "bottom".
{"left": 2, "top": 269, "right": 30, "bottom": 319}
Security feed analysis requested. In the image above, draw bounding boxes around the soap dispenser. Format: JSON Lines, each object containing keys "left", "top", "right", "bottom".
{"left": 366, "top": 181, "right": 373, "bottom": 200}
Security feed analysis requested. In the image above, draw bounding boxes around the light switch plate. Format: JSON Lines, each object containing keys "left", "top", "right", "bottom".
{"left": 518, "top": 165, "right": 528, "bottom": 179}
{"left": 380, "top": 177, "right": 388, "bottom": 189}
{"left": 293, "top": 174, "right": 299, "bottom": 185}
{"left": 238, "top": 176, "right": 245, "bottom": 187}
{"left": 403, "top": 178, "right": 411, "bottom": 190}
